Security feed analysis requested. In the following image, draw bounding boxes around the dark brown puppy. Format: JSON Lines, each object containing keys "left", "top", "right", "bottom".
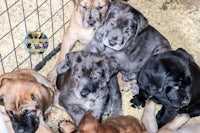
{"left": 56, "top": 51, "right": 122, "bottom": 126}
{"left": 59, "top": 113, "right": 147, "bottom": 133}
{"left": 0, "top": 69, "right": 55, "bottom": 133}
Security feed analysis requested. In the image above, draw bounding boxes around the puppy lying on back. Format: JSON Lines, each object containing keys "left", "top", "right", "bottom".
{"left": 56, "top": 51, "right": 122, "bottom": 125}
{"left": 131, "top": 48, "right": 200, "bottom": 127}
{"left": 142, "top": 100, "right": 200, "bottom": 133}
{"left": 0, "top": 69, "right": 55, "bottom": 133}
{"left": 47, "top": 0, "right": 111, "bottom": 84}
{"left": 84, "top": 0, "right": 171, "bottom": 84}
{"left": 59, "top": 112, "right": 147, "bottom": 133}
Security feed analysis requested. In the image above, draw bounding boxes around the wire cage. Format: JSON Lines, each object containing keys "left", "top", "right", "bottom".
{"left": 0, "top": 0, "right": 73, "bottom": 74}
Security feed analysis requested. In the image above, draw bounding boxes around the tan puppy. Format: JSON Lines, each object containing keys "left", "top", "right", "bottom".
{"left": 0, "top": 69, "right": 56, "bottom": 133}
{"left": 142, "top": 100, "right": 200, "bottom": 133}
{"left": 59, "top": 113, "right": 147, "bottom": 133}
{"left": 48, "top": 0, "right": 110, "bottom": 84}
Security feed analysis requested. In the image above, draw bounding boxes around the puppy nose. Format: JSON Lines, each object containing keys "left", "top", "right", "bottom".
{"left": 87, "top": 19, "right": 96, "bottom": 26}
{"left": 109, "top": 37, "right": 118, "bottom": 46}
{"left": 80, "top": 89, "right": 90, "bottom": 97}
{"left": 182, "top": 97, "right": 190, "bottom": 105}
{"left": 17, "top": 128, "right": 25, "bottom": 133}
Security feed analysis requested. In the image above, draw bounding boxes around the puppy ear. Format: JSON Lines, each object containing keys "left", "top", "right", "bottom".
{"left": 176, "top": 48, "right": 194, "bottom": 62}
{"left": 57, "top": 61, "right": 70, "bottom": 74}
{"left": 31, "top": 84, "right": 53, "bottom": 115}
{"left": 135, "top": 13, "right": 148, "bottom": 36}
{"left": 0, "top": 78, "right": 11, "bottom": 106}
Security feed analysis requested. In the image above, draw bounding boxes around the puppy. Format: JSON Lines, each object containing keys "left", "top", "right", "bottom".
{"left": 56, "top": 51, "right": 122, "bottom": 125}
{"left": 48, "top": 0, "right": 110, "bottom": 84}
{"left": 0, "top": 69, "right": 55, "bottom": 133}
{"left": 142, "top": 100, "right": 200, "bottom": 133}
{"left": 131, "top": 48, "right": 200, "bottom": 127}
{"left": 84, "top": 0, "right": 171, "bottom": 84}
{"left": 59, "top": 112, "right": 147, "bottom": 133}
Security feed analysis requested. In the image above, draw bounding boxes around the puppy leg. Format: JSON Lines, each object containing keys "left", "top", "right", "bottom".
{"left": 156, "top": 106, "right": 179, "bottom": 128}
{"left": 65, "top": 104, "right": 85, "bottom": 126}
{"left": 107, "top": 76, "right": 122, "bottom": 115}
{"left": 142, "top": 100, "right": 158, "bottom": 133}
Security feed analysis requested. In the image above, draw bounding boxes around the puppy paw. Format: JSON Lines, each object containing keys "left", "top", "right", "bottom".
{"left": 58, "top": 120, "right": 76, "bottom": 133}
{"left": 130, "top": 96, "right": 145, "bottom": 108}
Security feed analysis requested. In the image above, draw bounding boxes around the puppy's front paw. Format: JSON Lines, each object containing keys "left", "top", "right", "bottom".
{"left": 130, "top": 95, "right": 145, "bottom": 108}
{"left": 58, "top": 120, "right": 75, "bottom": 133}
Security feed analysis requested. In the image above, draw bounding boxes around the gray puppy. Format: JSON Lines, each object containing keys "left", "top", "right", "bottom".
{"left": 85, "top": 1, "right": 171, "bottom": 84}
{"left": 56, "top": 51, "right": 122, "bottom": 125}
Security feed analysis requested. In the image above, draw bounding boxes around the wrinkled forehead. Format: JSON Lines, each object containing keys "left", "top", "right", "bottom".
{"left": 106, "top": 9, "right": 135, "bottom": 26}
{"left": 71, "top": 52, "right": 105, "bottom": 68}
{"left": 79, "top": 0, "right": 109, "bottom": 7}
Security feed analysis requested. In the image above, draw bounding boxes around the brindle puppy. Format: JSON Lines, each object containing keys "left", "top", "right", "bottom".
{"left": 56, "top": 51, "right": 122, "bottom": 125}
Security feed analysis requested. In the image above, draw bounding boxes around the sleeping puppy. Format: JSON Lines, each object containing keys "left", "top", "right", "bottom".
{"left": 0, "top": 69, "right": 55, "bottom": 133}
{"left": 56, "top": 51, "right": 122, "bottom": 125}
{"left": 59, "top": 112, "right": 147, "bottom": 133}
{"left": 47, "top": 0, "right": 111, "bottom": 84}
{"left": 142, "top": 100, "right": 200, "bottom": 133}
{"left": 84, "top": 0, "right": 171, "bottom": 83}
{"left": 131, "top": 48, "right": 200, "bottom": 127}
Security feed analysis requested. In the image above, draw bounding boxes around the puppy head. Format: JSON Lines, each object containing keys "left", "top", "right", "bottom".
{"left": 73, "top": 0, "right": 110, "bottom": 28}
{"left": 57, "top": 51, "right": 119, "bottom": 99}
{"left": 76, "top": 113, "right": 99, "bottom": 133}
{"left": 99, "top": 1, "right": 148, "bottom": 50}
{"left": 0, "top": 78, "right": 53, "bottom": 133}
{"left": 141, "top": 50, "right": 193, "bottom": 108}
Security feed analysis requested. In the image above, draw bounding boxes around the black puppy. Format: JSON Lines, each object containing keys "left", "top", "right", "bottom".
{"left": 85, "top": 1, "right": 171, "bottom": 83}
{"left": 131, "top": 48, "right": 200, "bottom": 127}
{"left": 56, "top": 51, "right": 122, "bottom": 125}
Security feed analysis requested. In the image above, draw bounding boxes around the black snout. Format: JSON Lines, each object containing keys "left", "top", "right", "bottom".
{"left": 109, "top": 36, "right": 118, "bottom": 46}
{"left": 8, "top": 113, "right": 39, "bottom": 133}
{"left": 81, "top": 81, "right": 98, "bottom": 97}
{"left": 80, "top": 88, "right": 90, "bottom": 97}
{"left": 87, "top": 15, "right": 96, "bottom": 26}
{"left": 181, "top": 96, "right": 190, "bottom": 106}
{"left": 87, "top": 19, "right": 96, "bottom": 26}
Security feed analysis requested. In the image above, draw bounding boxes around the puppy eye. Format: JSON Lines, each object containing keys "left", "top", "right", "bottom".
{"left": 90, "top": 73, "right": 101, "bottom": 81}
{"left": 80, "top": 5, "right": 87, "bottom": 10}
{"left": 23, "top": 110, "right": 36, "bottom": 116}
{"left": 96, "top": 6, "right": 103, "bottom": 10}
{"left": 124, "top": 28, "right": 130, "bottom": 35}
{"left": 6, "top": 110, "right": 14, "bottom": 117}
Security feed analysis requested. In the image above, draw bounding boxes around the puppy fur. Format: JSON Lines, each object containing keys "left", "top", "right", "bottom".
{"left": 84, "top": 0, "right": 171, "bottom": 83}
{"left": 48, "top": 0, "right": 110, "bottom": 84}
{"left": 142, "top": 100, "right": 200, "bottom": 133}
{"left": 56, "top": 51, "right": 122, "bottom": 125}
{"left": 0, "top": 69, "right": 55, "bottom": 133}
{"left": 59, "top": 112, "right": 147, "bottom": 133}
{"left": 131, "top": 48, "right": 200, "bottom": 127}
